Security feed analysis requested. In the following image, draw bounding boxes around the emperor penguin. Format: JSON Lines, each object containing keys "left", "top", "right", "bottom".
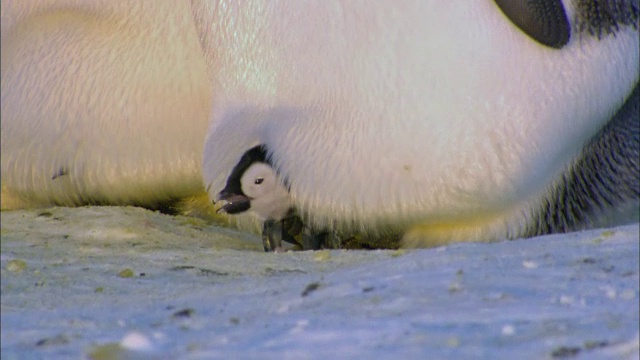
{"left": 203, "top": 0, "right": 639, "bottom": 247}
{"left": 1, "top": 1, "right": 212, "bottom": 211}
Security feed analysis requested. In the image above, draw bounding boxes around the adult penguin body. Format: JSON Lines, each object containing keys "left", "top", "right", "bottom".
{"left": 1, "top": 1, "right": 212, "bottom": 210}
{"left": 203, "top": 1, "right": 639, "bottom": 246}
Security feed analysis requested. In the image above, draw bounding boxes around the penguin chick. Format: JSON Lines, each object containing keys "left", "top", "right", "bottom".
{"left": 216, "top": 145, "right": 337, "bottom": 251}
{"left": 215, "top": 146, "right": 296, "bottom": 252}
{"left": 216, "top": 146, "right": 291, "bottom": 221}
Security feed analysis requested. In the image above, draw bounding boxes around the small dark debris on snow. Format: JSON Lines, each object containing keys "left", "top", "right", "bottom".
{"left": 35, "top": 334, "right": 70, "bottom": 347}
{"left": 264, "top": 267, "right": 306, "bottom": 275}
{"left": 551, "top": 346, "right": 581, "bottom": 357}
{"left": 601, "top": 266, "right": 615, "bottom": 273}
{"left": 301, "top": 282, "right": 321, "bottom": 297}
{"left": 583, "top": 340, "right": 609, "bottom": 349}
{"left": 579, "top": 257, "right": 597, "bottom": 264}
{"left": 172, "top": 308, "right": 195, "bottom": 319}
{"left": 170, "top": 265, "right": 229, "bottom": 276}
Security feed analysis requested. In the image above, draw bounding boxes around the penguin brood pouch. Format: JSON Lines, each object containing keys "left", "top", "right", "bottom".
{"left": 203, "top": 0, "right": 639, "bottom": 250}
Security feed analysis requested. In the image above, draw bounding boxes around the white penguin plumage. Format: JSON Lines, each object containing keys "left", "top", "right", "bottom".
{"left": 203, "top": 0, "right": 640, "bottom": 246}
{"left": 1, "top": 1, "right": 212, "bottom": 210}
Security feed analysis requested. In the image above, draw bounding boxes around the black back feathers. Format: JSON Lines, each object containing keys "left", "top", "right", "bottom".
{"left": 495, "top": 0, "right": 640, "bottom": 49}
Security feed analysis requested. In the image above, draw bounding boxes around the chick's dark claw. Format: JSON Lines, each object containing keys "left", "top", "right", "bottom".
{"left": 261, "top": 213, "right": 341, "bottom": 252}
{"left": 281, "top": 215, "right": 305, "bottom": 248}
{"left": 262, "top": 215, "right": 304, "bottom": 252}
{"left": 262, "top": 219, "right": 284, "bottom": 252}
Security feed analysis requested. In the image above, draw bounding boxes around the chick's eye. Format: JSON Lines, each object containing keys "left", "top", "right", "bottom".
{"left": 254, "top": 178, "right": 264, "bottom": 185}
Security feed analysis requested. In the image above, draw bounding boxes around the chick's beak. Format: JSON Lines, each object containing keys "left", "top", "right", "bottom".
{"left": 215, "top": 191, "right": 251, "bottom": 214}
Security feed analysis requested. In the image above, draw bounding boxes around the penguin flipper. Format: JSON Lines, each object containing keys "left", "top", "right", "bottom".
{"left": 494, "top": 0, "right": 570, "bottom": 48}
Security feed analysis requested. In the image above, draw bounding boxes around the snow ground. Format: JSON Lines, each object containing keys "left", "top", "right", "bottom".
{"left": 1, "top": 206, "right": 638, "bottom": 359}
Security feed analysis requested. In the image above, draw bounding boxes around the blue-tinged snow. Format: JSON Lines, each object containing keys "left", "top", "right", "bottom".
{"left": 1, "top": 207, "right": 638, "bottom": 359}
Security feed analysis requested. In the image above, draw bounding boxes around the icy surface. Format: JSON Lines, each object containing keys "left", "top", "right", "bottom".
{"left": 1, "top": 206, "right": 638, "bottom": 359}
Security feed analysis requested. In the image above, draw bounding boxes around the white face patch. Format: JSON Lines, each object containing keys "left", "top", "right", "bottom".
{"left": 240, "top": 163, "right": 291, "bottom": 221}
